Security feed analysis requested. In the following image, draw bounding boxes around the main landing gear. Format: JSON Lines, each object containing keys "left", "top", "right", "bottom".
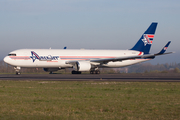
{"left": 71, "top": 68, "right": 100, "bottom": 74}
{"left": 90, "top": 68, "right": 100, "bottom": 74}
{"left": 14, "top": 67, "right": 21, "bottom": 75}
{"left": 90, "top": 70, "right": 100, "bottom": 74}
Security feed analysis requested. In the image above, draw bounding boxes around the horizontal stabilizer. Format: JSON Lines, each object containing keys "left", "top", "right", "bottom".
{"left": 156, "top": 41, "right": 171, "bottom": 55}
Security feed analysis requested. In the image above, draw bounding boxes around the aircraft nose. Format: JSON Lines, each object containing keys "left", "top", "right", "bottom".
{"left": 3, "top": 56, "right": 10, "bottom": 64}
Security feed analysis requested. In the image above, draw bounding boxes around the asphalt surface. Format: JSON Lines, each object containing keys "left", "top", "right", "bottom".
{"left": 0, "top": 73, "right": 180, "bottom": 82}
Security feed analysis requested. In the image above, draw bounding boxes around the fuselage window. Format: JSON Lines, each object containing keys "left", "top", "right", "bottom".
{"left": 8, "top": 53, "right": 16, "bottom": 56}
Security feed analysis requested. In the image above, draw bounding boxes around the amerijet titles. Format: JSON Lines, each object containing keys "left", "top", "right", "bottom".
{"left": 30, "top": 51, "right": 59, "bottom": 62}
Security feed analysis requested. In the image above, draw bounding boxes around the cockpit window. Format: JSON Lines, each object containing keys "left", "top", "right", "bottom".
{"left": 8, "top": 53, "right": 16, "bottom": 56}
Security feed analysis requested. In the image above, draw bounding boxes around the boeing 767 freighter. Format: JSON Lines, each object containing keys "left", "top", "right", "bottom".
{"left": 4, "top": 22, "right": 172, "bottom": 75}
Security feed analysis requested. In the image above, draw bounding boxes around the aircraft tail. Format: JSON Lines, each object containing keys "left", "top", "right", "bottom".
{"left": 130, "top": 22, "right": 158, "bottom": 54}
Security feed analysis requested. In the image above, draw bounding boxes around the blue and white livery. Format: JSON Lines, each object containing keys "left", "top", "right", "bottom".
{"left": 4, "top": 22, "right": 173, "bottom": 74}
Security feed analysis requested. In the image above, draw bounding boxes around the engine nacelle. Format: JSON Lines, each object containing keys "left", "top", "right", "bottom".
{"left": 73, "top": 61, "right": 91, "bottom": 71}
{"left": 43, "top": 68, "right": 60, "bottom": 72}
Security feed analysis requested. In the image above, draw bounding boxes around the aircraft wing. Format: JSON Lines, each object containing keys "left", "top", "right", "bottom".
{"left": 90, "top": 41, "right": 173, "bottom": 64}
{"left": 90, "top": 52, "right": 172, "bottom": 64}
{"left": 65, "top": 55, "right": 146, "bottom": 65}
{"left": 66, "top": 41, "right": 173, "bottom": 65}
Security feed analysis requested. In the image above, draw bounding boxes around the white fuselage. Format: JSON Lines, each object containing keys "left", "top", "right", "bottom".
{"left": 4, "top": 49, "right": 150, "bottom": 69}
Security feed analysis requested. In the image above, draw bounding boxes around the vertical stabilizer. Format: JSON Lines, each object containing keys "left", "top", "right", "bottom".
{"left": 130, "top": 22, "right": 158, "bottom": 54}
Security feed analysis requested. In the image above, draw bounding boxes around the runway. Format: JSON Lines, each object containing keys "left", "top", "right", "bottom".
{"left": 0, "top": 73, "right": 180, "bottom": 82}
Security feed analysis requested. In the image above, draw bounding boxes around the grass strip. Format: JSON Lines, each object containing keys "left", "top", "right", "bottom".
{"left": 0, "top": 81, "right": 179, "bottom": 120}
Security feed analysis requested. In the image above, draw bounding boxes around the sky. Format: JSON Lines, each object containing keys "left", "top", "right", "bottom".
{"left": 0, "top": 0, "right": 180, "bottom": 64}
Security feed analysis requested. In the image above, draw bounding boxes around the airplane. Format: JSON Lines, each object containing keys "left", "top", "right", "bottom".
{"left": 3, "top": 22, "right": 173, "bottom": 75}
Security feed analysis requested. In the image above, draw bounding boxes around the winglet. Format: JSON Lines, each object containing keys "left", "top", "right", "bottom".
{"left": 156, "top": 41, "right": 171, "bottom": 55}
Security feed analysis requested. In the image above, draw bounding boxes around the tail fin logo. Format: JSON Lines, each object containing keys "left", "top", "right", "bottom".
{"left": 141, "top": 34, "right": 154, "bottom": 46}
{"left": 30, "top": 51, "right": 59, "bottom": 62}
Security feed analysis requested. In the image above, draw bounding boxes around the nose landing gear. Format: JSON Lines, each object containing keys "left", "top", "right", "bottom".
{"left": 14, "top": 67, "right": 21, "bottom": 75}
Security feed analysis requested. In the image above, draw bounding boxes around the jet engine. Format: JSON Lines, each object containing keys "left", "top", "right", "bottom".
{"left": 73, "top": 61, "right": 91, "bottom": 71}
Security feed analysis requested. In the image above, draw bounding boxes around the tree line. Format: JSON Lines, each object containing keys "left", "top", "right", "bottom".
{"left": 127, "top": 62, "right": 180, "bottom": 73}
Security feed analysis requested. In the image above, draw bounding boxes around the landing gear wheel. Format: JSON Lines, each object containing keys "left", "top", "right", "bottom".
{"left": 16, "top": 71, "right": 21, "bottom": 75}
{"left": 95, "top": 70, "right": 100, "bottom": 74}
{"left": 90, "top": 70, "right": 100, "bottom": 74}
